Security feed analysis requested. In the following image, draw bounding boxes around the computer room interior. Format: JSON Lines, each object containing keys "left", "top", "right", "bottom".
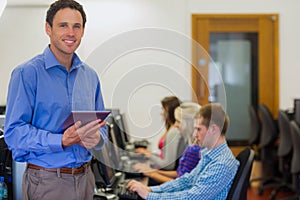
{"left": 0, "top": 0, "right": 300, "bottom": 199}
{"left": 0, "top": 0, "right": 299, "bottom": 152}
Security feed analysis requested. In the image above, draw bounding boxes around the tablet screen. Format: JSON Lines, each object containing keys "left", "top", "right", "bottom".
{"left": 62, "top": 111, "right": 111, "bottom": 130}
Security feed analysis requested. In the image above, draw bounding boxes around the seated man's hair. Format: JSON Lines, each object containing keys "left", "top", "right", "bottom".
{"left": 195, "top": 103, "right": 229, "bottom": 135}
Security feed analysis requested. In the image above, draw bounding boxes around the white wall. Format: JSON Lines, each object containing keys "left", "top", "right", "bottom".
{"left": 1, "top": 0, "right": 300, "bottom": 150}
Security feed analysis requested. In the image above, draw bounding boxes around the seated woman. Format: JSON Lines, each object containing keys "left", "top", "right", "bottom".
{"left": 133, "top": 102, "right": 202, "bottom": 184}
{"left": 135, "top": 96, "right": 181, "bottom": 170}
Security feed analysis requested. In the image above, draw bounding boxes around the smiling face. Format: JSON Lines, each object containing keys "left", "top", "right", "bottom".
{"left": 46, "top": 8, "right": 84, "bottom": 60}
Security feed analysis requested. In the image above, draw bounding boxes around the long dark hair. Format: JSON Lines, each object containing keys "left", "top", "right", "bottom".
{"left": 161, "top": 96, "right": 181, "bottom": 130}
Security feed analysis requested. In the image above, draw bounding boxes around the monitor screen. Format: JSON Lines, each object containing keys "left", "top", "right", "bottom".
{"left": 107, "top": 123, "right": 122, "bottom": 169}
{"left": 92, "top": 142, "right": 117, "bottom": 188}
{"left": 107, "top": 109, "right": 130, "bottom": 144}
{"left": 114, "top": 114, "right": 130, "bottom": 144}
{"left": 110, "top": 116, "right": 127, "bottom": 150}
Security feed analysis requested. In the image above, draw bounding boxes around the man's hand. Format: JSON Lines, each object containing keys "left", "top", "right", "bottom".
{"left": 126, "top": 180, "right": 151, "bottom": 200}
{"left": 62, "top": 119, "right": 106, "bottom": 148}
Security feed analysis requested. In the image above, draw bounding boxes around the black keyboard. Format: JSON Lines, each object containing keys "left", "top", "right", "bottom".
{"left": 124, "top": 171, "right": 144, "bottom": 179}
{"left": 117, "top": 184, "right": 140, "bottom": 200}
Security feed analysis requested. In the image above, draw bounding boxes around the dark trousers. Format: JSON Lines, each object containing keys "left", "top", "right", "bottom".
{"left": 22, "top": 167, "right": 95, "bottom": 200}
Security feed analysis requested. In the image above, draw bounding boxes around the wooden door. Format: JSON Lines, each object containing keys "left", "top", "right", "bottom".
{"left": 191, "top": 14, "right": 279, "bottom": 117}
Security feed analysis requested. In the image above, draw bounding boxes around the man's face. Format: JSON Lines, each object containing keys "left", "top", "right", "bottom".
{"left": 193, "top": 117, "right": 221, "bottom": 149}
{"left": 193, "top": 117, "right": 208, "bottom": 147}
{"left": 46, "top": 8, "right": 84, "bottom": 57}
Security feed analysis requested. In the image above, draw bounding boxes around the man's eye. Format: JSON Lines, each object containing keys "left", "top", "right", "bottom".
{"left": 74, "top": 25, "right": 81, "bottom": 29}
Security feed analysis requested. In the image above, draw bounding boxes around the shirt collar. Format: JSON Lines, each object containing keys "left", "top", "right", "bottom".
{"left": 43, "top": 45, "right": 83, "bottom": 71}
{"left": 200, "top": 141, "right": 228, "bottom": 160}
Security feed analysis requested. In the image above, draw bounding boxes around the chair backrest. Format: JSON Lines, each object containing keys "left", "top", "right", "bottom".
{"left": 290, "top": 121, "right": 300, "bottom": 174}
{"left": 258, "top": 104, "right": 278, "bottom": 147}
{"left": 226, "top": 148, "right": 255, "bottom": 200}
{"left": 289, "top": 121, "right": 300, "bottom": 194}
{"left": 249, "top": 105, "right": 261, "bottom": 146}
{"left": 277, "top": 110, "right": 293, "bottom": 157}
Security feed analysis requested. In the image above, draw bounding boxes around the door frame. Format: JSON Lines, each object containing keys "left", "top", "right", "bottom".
{"left": 191, "top": 14, "right": 279, "bottom": 116}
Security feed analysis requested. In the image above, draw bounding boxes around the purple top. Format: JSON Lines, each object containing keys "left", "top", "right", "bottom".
{"left": 176, "top": 144, "right": 201, "bottom": 177}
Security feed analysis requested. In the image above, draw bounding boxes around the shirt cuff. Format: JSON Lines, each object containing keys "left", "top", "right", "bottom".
{"left": 48, "top": 133, "right": 64, "bottom": 152}
{"left": 149, "top": 185, "right": 161, "bottom": 192}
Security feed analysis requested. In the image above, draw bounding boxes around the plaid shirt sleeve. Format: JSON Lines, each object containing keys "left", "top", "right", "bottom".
{"left": 147, "top": 142, "right": 239, "bottom": 200}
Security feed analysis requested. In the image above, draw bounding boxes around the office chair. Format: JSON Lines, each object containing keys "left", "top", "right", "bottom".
{"left": 248, "top": 105, "right": 261, "bottom": 161}
{"left": 289, "top": 121, "right": 300, "bottom": 199}
{"left": 226, "top": 148, "right": 255, "bottom": 200}
{"left": 249, "top": 105, "right": 261, "bottom": 148}
{"left": 269, "top": 110, "right": 294, "bottom": 199}
{"left": 250, "top": 104, "right": 280, "bottom": 195}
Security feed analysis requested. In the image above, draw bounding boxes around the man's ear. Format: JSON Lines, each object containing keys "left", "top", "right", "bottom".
{"left": 211, "top": 124, "right": 220, "bottom": 135}
{"left": 45, "top": 22, "right": 51, "bottom": 36}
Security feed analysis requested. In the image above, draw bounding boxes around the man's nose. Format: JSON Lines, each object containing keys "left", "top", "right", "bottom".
{"left": 66, "top": 27, "right": 75, "bottom": 36}
{"left": 193, "top": 129, "right": 197, "bottom": 138}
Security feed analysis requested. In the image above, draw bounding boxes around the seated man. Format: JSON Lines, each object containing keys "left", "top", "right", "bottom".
{"left": 133, "top": 102, "right": 202, "bottom": 184}
{"left": 127, "top": 103, "right": 240, "bottom": 200}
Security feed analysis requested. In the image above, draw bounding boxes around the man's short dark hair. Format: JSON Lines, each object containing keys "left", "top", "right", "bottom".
{"left": 46, "top": 0, "right": 87, "bottom": 28}
{"left": 195, "top": 103, "right": 229, "bottom": 135}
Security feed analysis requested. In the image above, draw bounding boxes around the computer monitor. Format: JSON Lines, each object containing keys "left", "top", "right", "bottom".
{"left": 106, "top": 122, "right": 123, "bottom": 169}
{"left": 111, "top": 115, "right": 128, "bottom": 150}
{"left": 92, "top": 142, "right": 121, "bottom": 189}
{"left": 91, "top": 158, "right": 107, "bottom": 189}
{"left": 106, "top": 108, "right": 130, "bottom": 144}
{"left": 114, "top": 114, "right": 130, "bottom": 144}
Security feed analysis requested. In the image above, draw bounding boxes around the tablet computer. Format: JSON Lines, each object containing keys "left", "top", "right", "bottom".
{"left": 62, "top": 111, "right": 111, "bottom": 130}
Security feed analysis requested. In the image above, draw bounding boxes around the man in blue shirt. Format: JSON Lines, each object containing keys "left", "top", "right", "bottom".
{"left": 4, "top": 0, "right": 106, "bottom": 199}
{"left": 127, "top": 103, "right": 240, "bottom": 200}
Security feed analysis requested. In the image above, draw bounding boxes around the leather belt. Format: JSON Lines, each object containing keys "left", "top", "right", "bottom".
{"left": 27, "top": 162, "right": 91, "bottom": 175}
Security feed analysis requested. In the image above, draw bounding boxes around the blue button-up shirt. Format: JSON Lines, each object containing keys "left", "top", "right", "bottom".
{"left": 4, "top": 46, "right": 107, "bottom": 168}
{"left": 148, "top": 142, "right": 239, "bottom": 200}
